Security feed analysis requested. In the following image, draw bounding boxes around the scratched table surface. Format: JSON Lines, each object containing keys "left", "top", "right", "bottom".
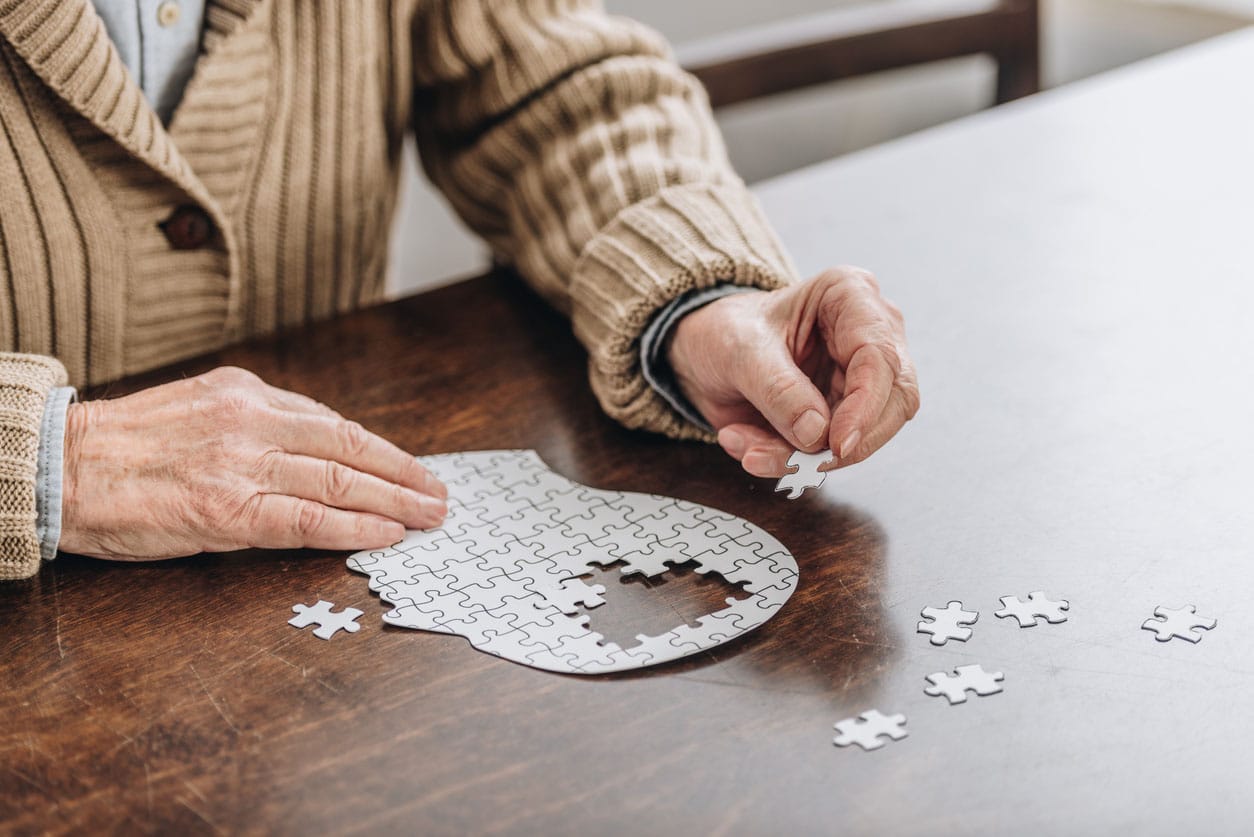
{"left": 6, "top": 28, "right": 1254, "bottom": 837}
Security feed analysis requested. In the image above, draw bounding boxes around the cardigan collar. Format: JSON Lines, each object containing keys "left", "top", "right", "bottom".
{"left": 0, "top": 0, "right": 265, "bottom": 212}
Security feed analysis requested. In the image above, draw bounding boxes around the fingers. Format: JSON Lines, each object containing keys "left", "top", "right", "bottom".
{"left": 263, "top": 452, "right": 446, "bottom": 530}
{"left": 833, "top": 359, "right": 921, "bottom": 468}
{"left": 718, "top": 423, "right": 796, "bottom": 478}
{"left": 735, "top": 342, "right": 831, "bottom": 452}
{"left": 272, "top": 413, "right": 448, "bottom": 501}
{"left": 826, "top": 343, "right": 896, "bottom": 460}
{"left": 245, "top": 494, "right": 405, "bottom": 551}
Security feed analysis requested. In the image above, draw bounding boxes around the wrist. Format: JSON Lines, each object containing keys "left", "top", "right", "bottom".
{"left": 60, "top": 401, "right": 92, "bottom": 553}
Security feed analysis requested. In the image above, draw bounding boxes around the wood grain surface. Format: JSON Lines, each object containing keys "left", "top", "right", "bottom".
{"left": 0, "top": 272, "right": 890, "bottom": 835}
{"left": 8, "top": 30, "right": 1254, "bottom": 836}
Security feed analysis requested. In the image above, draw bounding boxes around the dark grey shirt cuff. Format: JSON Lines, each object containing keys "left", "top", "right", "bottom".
{"left": 36, "top": 386, "right": 76, "bottom": 563}
{"left": 639, "top": 285, "right": 761, "bottom": 432}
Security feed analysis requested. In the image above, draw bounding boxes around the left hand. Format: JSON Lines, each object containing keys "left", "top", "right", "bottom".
{"left": 666, "top": 267, "right": 919, "bottom": 477}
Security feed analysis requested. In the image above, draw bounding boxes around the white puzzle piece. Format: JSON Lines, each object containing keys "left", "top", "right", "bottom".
{"left": 923, "top": 664, "right": 1005, "bottom": 704}
{"left": 917, "top": 600, "right": 979, "bottom": 645}
{"left": 1141, "top": 604, "right": 1217, "bottom": 643}
{"left": 775, "top": 449, "right": 834, "bottom": 500}
{"left": 348, "top": 450, "right": 799, "bottom": 674}
{"left": 994, "top": 591, "right": 1070, "bottom": 627}
{"left": 833, "top": 710, "right": 908, "bottom": 751}
{"left": 289, "top": 600, "right": 363, "bottom": 640}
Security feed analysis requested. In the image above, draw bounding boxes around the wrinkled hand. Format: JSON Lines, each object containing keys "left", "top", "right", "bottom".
{"left": 667, "top": 267, "right": 919, "bottom": 477}
{"left": 60, "top": 367, "right": 447, "bottom": 560}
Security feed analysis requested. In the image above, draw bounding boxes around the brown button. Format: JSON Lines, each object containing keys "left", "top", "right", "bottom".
{"left": 159, "top": 205, "right": 214, "bottom": 250}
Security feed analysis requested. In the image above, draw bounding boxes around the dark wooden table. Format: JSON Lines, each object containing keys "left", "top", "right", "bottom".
{"left": 6, "top": 28, "right": 1254, "bottom": 837}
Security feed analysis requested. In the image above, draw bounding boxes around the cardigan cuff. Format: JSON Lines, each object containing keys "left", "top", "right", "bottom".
{"left": 571, "top": 181, "right": 798, "bottom": 440}
{"left": 0, "top": 353, "right": 69, "bottom": 580}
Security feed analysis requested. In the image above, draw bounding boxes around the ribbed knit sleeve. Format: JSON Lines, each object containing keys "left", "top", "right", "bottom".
{"left": 411, "top": 0, "right": 799, "bottom": 439}
{"left": 0, "top": 353, "right": 66, "bottom": 580}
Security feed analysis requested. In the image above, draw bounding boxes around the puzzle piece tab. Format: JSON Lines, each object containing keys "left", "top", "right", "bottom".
{"left": 917, "top": 600, "right": 979, "bottom": 645}
{"left": 924, "top": 664, "right": 1004, "bottom": 704}
{"left": 289, "top": 600, "right": 363, "bottom": 640}
{"left": 994, "top": 591, "right": 1069, "bottom": 627}
{"left": 833, "top": 710, "right": 908, "bottom": 751}
{"left": 1141, "top": 604, "right": 1216, "bottom": 643}
{"left": 774, "top": 449, "right": 833, "bottom": 500}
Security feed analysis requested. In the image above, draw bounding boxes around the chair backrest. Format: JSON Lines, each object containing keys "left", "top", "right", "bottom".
{"left": 680, "top": 0, "right": 1040, "bottom": 109}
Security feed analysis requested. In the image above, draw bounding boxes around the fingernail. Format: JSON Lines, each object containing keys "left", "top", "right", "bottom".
{"left": 839, "top": 430, "right": 862, "bottom": 459}
{"left": 742, "top": 450, "right": 775, "bottom": 477}
{"left": 793, "top": 410, "right": 826, "bottom": 448}
{"left": 431, "top": 480, "right": 449, "bottom": 500}
{"left": 720, "top": 428, "right": 748, "bottom": 459}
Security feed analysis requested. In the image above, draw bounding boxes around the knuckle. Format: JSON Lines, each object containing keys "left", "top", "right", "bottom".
{"left": 323, "top": 460, "right": 356, "bottom": 501}
{"left": 390, "top": 482, "right": 411, "bottom": 512}
{"left": 203, "top": 366, "right": 262, "bottom": 389}
{"left": 883, "top": 298, "right": 905, "bottom": 324}
{"left": 336, "top": 420, "right": 371, "bottom": 458}
{"left": 818, "top": 265, "right": 878, "bottom": 291}
{"left": 252, "top": 448, "right": 282, "bottom": 483}
{"left": 762, "top": 372, "right": 806, "bottom": 412}
{"left": 294, "top": 501, "right": 327, "bottom": 537}
{"left": 899, "top": 381, "right": 922, "bottom": 420}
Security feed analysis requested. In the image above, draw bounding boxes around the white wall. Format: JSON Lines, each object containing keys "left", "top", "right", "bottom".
{"left": 386, "top": 0, "right": 1253, "bottom": 297}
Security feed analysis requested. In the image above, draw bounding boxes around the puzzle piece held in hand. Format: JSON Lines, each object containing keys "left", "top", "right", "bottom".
{"left": 1141, "top": 604, "right": 1216, "bottom": 643}
{"left": 833, "top": 709, "right": 908, "bottom": 751}
{"left": 917, "top": 600, "right": 979, "bottom": 645}
{"left": 775, "top": 449, "right": 834, "bottom": 500}
{"left": 289, "top": 600, "right": 363, "bottom": 640}
{"left": 994, "top": 591, "right": 1069, "bottom": 627}
{"left": 924, "top": 664, "right": 1004, "bottom": 704}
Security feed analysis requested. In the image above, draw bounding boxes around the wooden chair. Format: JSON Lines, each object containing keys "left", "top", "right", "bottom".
{"left": 680, "top": 0, "right": 1040, "bottom": 109}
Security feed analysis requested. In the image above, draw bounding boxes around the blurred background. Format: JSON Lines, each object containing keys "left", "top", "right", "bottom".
{"left": 388, "top": 0, "right": 1254, "bottom": 296}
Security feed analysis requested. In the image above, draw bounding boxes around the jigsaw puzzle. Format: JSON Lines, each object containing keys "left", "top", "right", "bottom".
{"left": 994, "top": 591, "right": 1070, "bottom": 627}
{"left": 289, "top": 600, "right": 363, "bottom": 640}
{"left": 924, "top": 664, "right": 1005, "bottom": 704}
{"left": 833, "top": 710, "right": 908, "bottom": 751}
{"left": 348, "top": 450, "right": 799, "bottom": 674}
{"left": 917, "top": 600, "right": 979, "bottom": 645}
{"left": 775, "top": 449, "right": 834, "bottom": 499}
{"left": 1141, "top": 604, "right": 1216, "bottom": 643}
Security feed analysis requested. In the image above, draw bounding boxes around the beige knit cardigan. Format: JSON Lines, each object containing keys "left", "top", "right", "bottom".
{"left": 0, "top": 0, "right": 797, "bottom": 579}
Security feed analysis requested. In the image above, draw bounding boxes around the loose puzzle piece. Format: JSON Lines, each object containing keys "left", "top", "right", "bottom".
{"left": 917, "top": 600, "right": 979, "bottom": 645}
{"left": 348, "top": 450, "right": 799, "bottom": 674}
{"left": 923, "top": 664, "right": 1005, "bottom": 704}
{"left": 833, "top": 710, "right": 908, "bottom": 751}
{"left": 994, "top": 591, "right": 1070, "bottom": 627}
{"left": 289, "top": 600, "right": 363, "bottom": 640}
{"left": 1141, "top": 604, "right": 1217, "bottom": 643}
{"left": 774, "top": 449, "right": 834, "bottom": 500}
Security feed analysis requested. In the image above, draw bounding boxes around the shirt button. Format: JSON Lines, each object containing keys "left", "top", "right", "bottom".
{"left": 156, "top": 1, "right": 181, "bottom": 28}
{"left": 159, "top": 205, "right": 215, "bottom": 250}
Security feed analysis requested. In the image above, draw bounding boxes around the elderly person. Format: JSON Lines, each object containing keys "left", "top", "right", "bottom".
{"left": 0, "top": 0, "right": 918, "bottom": 579}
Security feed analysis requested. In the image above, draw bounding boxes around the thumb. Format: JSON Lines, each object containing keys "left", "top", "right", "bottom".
{"left": 737, "top": 344, "right": 830, "bottom": 451}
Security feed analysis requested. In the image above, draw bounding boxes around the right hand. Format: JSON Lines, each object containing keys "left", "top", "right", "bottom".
{"left": 59, "top": 367, "right": 447, "bottom": 561}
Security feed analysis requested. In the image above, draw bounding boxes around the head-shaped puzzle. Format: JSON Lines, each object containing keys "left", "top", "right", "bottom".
{"left": 348, "top": 450, "right": 799, "bottom": 674}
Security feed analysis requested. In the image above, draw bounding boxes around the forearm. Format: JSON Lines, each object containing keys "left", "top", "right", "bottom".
{"left": 413, "top": 1, "right": 798, "bottom": 437}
